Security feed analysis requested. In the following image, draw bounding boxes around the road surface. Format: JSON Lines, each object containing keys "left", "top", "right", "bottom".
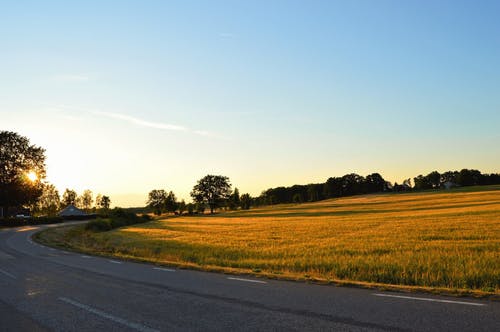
{"left": 0, "top": 223, "right": 498, "bottom": 331}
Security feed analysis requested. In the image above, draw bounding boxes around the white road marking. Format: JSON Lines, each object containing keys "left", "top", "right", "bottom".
{"left": 227, "top": 277, "right": 267, "bottom": 284}
{"left": 373, "top": 293, "right": 486, "bottom": 306}
{"left": 58, "top": 297, "right": 159, "bottom": 332}
{"left": 81, "top": 255, "right": 91, "bottom": 258}
{"left": 153, "top": 267, "right": 175, "bottom": 272}
{"left": 108, "top": 260, "right": 122, "bottom": 264}
{"left": 49, "top": 248, "right": 56, "bottom": 251}
{"left": 0, "top": 268, "right": 16, "bottom": 279}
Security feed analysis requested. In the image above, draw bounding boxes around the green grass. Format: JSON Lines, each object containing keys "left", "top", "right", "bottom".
{"left": 35, "top": 185, "right": 500, "bottom": 297}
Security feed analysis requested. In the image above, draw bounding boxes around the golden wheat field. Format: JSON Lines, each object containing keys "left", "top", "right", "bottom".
{"left": 38, "top": 186, "right": 500, "bottom": 294}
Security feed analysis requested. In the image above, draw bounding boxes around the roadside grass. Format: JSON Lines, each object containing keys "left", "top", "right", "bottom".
{"left": 35, "top": 185, "right": 500, "bottom": 297}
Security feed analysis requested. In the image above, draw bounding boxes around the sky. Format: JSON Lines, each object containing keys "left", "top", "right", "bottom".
{"left": 1, "top": 0, "right": 499, "bottom": 207}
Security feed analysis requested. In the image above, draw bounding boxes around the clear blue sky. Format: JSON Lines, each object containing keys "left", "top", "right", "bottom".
{"left": 2, "top": 0, "right": 499, "bottom": 206}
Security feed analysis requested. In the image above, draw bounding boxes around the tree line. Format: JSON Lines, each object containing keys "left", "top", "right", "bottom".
{"left": 24, "top": 185, "right": 110, "bottom": 217}
{"left": 147, "top": 175, "right": 252, "bottom": 215}
{"left": 413, "top": 169, "right": 500, "bottom": 190}
{"left": 148, "top": 168, "right": 500, "bottom": 215}
{"left": 258, "top": 169, "right": 500, "bottom": 205}
{"left": 259, "top": 173, "right": 388, "bottom": 205}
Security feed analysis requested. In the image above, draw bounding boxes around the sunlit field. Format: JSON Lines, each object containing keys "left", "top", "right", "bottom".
{"left": 37, "top": 186, "right": 500, "bottom": 295}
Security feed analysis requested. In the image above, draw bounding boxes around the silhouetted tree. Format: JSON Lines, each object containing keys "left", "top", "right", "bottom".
{"left": 101, "top": 195, "right": 111, "bottom": 210}
{"left": 165, "top": 191, "right": 178, "bottom": 214}
{"left": 96, "top": 194, "right": 111, "bottom": 211}
{"left": 440, "top": 171, "right": 459, "bottom": 186}
{"left": 240, "top": 193, "right": 252, "bottom": 210}
{"left": 307, "top": 183, "right": 323, "bottom": 202}
{"left": 457, "top": 169, "right": 481, "bottom": 186}
{"left": 177, "top": 199, "right": 186, "bottom": 215}
{"left": 37, "top": 183, "right": 60, "bottom": 216}
{"left": 323, "top": 177, "right": 343, "bottom": 198}
{"left": 341, "top": 173, "right": 365, "bottom": 196}
{"left": 427, "top": 171, "right": 441, "bottom": 189}
{"left": 0, "top": 131, "right": 46, "bottom": 217}
{"left": 414, "top": 171, "right": 440, "bottom": 190}
{"left": 191, "top": 175, "right": 232, "bottom": 214}
{"left": 365, "top": 173, "right": 387, "bottom": 193}
{"left": 228, "top": 188, "right": 241, "bottom": 210}
{"left": 187, "top": 203, "right": 194, "bottom": 215}
{"left": 62, "top": 189, "right": 78, "bottom": 207}
{"left": 80, "top": 189, "right": 94, "bottom": 213}
{"left": 147, "top": 189, "right": 167, "bottom": 215}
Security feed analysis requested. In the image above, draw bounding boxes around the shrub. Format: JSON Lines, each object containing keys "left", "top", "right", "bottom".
{"left": 85, "top": 219, "right": 113, "bottom": 232}
{"left": 141, "top": 214, "right": 152, "bottom": 222}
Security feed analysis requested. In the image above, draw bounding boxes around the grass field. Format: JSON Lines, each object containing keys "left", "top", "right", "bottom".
{"left": 36, "top": 185, "right": 500, "bottom": 296}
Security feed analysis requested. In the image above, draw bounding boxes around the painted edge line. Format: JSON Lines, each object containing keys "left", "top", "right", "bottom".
{"left": 58, "top": 297, "right": 159, "bottom": 332}
{"left": 81, "top": 255, "right": 91, "bottom": 258}
{"left": 0, "top": 268, "right": 16, "bottom": 279}
{"left": 373, "top": 293, "right": 486, "bottom": 306}
{"left": 108, "top": 260, "right": 122, "bottom": 264}
{"left": 153, "top": 267, "right": 175, "bottom": 272}
{"left": 227, "top": 277, "right": 267, "bottom": 284}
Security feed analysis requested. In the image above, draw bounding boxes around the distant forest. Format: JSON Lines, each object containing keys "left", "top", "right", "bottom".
{"left": 254, "top": 169, "right": 500, "bottom": 206}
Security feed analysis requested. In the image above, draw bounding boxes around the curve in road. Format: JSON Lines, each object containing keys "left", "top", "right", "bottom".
{"left": 0, "top": 223, "right": 498, "bottom": 331}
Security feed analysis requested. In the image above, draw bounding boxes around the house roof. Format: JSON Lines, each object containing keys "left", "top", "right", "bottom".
{"left": 58, "top": 204, "right": 88, "bottom": 217}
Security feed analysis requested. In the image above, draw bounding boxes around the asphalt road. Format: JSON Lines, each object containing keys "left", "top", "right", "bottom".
{"left": 0, "top": 223, "right": 498, "bottom": 331}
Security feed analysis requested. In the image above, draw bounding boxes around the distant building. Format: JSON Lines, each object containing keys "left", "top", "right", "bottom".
{"left": 58, "top": 204, "right": 88, "bottom": 217}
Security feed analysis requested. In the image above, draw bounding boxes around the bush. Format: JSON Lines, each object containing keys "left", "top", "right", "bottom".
{"left": 141, "top": 214, "right": 152, "bottom": 222}
{"left": 85, "top": 219, "right": 113, "bottom": 232}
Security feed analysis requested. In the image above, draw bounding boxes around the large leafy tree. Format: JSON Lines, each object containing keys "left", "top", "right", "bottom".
{"left": 80, "top": 189, "right": 94, "bottom": 212}
{"left": 165, "top": 191, "right": 178, "bottom": 214}
{"left": 96, "top": 194, "right": 111, "bottom": 211}
{"left": 365, "top": 173, "right": 387, "bottom": 193}
{"left": 240, "top": 193, "right": 252, "bottom": 210}
{"left": 147, "top": 189, "right": 167, "bottom": 215}
{"left": 61, "top": 189, "right": 78, "bottom": 207}
{"left": 191, "top": 175, "right": 232, "bottom": 214}
{"left": 37, "top": 183, "right": 60, "bottom": 216}
{"left": 228, "top": 187, "right": 240, "bottom": 210}
{"left": 0, "top": 131, "right": 46, "bottom": 217}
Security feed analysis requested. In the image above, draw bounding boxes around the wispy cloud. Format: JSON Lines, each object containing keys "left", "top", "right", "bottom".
{"left": 94, "top": 111, "right": 187, "bottom": 132}
{"left": 42, "top": 104, "right": 222, "bottom": 138}
{"left": 51, "top": 74, "right": 91, "bottom": 82}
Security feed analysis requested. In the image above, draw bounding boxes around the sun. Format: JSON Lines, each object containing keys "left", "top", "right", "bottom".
{"left": 27, "top": 171, "right": 38, "bottom": 182}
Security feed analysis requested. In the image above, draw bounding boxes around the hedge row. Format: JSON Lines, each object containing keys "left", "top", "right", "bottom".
{"left": 0, "top": 216, "right": 65, "bottom": 227}
{"left": 85, "top": 209, "right": 151, "bottom": 232}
